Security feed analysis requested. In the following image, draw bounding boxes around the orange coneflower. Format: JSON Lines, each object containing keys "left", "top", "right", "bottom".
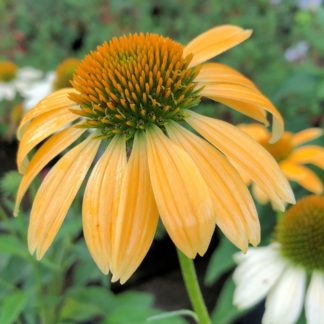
{"left": 16, "top": 25, "right": 294, "bottom": 283}
{"left": 239, "top": 124, "right": 323, "bottom": 204}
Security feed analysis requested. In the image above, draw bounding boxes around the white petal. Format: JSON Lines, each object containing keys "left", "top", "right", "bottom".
{"left": 0, "top": 83, "right": 16, "bottom": 100}
{"left": 233, "top": 245, "right": 286, "bottom": 309}
{"left": 263, "top": 266, "right": 306, "bottom": 324}
{"left": 305, "top": 271, "right": 324, "bottom": 324}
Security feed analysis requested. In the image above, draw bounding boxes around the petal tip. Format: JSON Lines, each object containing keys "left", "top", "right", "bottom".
{"left": 111, "top": 273, "right": 120, "bottom": 283}
{"left": 36, "top": 248, "right": 46, "bottom": 261}
{"left": 244, "top": 29, "right": 253, "bottom": 37}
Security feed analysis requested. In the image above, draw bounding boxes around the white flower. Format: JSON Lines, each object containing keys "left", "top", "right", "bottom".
{"left": 233, "top": 243, "right": 324, "bottom": 324}
{"left": 21, "top": 71, "right": 55, "bottom": 111}
{"left": 0, "top": 82, "right": 17, "bottom": 101}
{"left": 284, "top": 41, "right": 309, "bottom": 62}
{"left": 0, "top": 66, "right": 43, "bottom": 101}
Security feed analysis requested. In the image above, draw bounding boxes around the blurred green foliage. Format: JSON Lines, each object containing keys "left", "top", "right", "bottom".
{"left": 0, "top": 0, "right": 323, "bottom": 323}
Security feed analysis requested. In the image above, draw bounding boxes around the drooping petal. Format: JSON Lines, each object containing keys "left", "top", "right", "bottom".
{"left": 166, "top": 122, "right": 259, "bottom": 250}
{"left": 28, "top": 136, "right": 100, "bottom": 260}
{"left": 145, "top": 125, "right": 215, "bottom": 258}
{"left": 238, "top": 123, "right": 270, "bottom": 142}
{"left": 292, "top": 128, "right": 323, "bottom": 146}
{"left": 18, "top": 88, "right": 79, "bottom": 139}
{"left": 17, "top": 108, "right": 79, "bottom": 174}
{"left": 199, "top": 82, "right": 283, "bottom": 143}
{"left": 15, "top": 126, "right": 85, "bottom": 216}
{"left": 184, "top": 25, "right": 252, "bottom": 67}
{"left": 195, "top": 63, "right": 257, "bottom": 89}
{"left": 305, "top": 271, "right": 324, "bottom": 324}
{"left": 210, "top": 98, "right": 268, "bottom": 125}
{"left": 263, "top": 267, "right": 306, "bottom": 324}
{"left": 288, "top": 145, "right": 324, "bottom": 169}
{"left": 233, "top": 245, "right": 287, "bottom": 309}
{"left": 281, "top": 161, "right": 323, "bottom": 194}
{"left": 111, "top": 133, "right": 159, "bottom": 283}
{"left": 186, "top": 111, "right": 295, "bottom": 211}
{"left": 82, "top": 136, "right": 127, "bottom": 275}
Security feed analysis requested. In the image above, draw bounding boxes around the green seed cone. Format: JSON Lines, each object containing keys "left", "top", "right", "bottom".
{"left": 276, "top": 195, "right": 324, "bottom": 272}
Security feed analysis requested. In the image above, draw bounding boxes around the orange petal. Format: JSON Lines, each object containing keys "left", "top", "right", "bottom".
{"left": 167, "top": 122, "right": 259, "bottom": 249}
{"left": 213, "top": 98, "right": 268, "bottom": 125}
{"left": 186, "top": 111, "right": 295, "bottom": 211}
{"left": 146, "top": 125, "right": 215, "bottom": 258}
{"left": 281, "top": 161, "right": 323, "bottom": 194}
{"left": 238, "top": 123, "right": 270, "bottom": 142}
{"left": 15, "top": 125, "right": 85, "bottom": 216}
{"left": 184, "top": 25, "right": 252, "bottom": 67}
{"left": 288, "top": 146, "right": 324, "bottom": 169}
{"left": 28, "top": 136, "right": 100, "bottom": 260}
{"left": 82, "top": 136, "right": 127, "bottom": 275}
{"left": 292, "top": 128, "right": 323, "bottom": 146}
{"left": 17, "top": 108, "right": 79, "bottom": 174}
{"left": 195, "top": 63, "right": 257, "bottom": 89}
{"left": 200, "top": 83, "right": 283, "bottom": 143}
{"left": 111, "top": 133, "right": 159, "bottom": 283}
{"left": 252, "top": 184, "right": 269, "bottom": 205}
{"left": 18, "top": 88, "right": 79, "bottom": 140}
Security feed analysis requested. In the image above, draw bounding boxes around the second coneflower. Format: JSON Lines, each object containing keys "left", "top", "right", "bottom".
{"left": 16, "top": 25, "right": 294, "bottom": 283}
{"left": 240, "top": 124, "right": 323, "bottom": 204}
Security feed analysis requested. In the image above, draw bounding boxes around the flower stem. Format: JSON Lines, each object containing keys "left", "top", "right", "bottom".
{"left": 176, "top": 249, "right": 211, "bottom": 324}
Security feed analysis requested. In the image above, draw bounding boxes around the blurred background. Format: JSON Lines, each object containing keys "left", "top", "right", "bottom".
{"left": 0, "top": 0, "right": 323, "bottom": 323}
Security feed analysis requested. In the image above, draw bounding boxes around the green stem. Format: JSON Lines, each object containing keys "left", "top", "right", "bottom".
{"left": 176, "top": 249, "right": 211, "bottom": 324}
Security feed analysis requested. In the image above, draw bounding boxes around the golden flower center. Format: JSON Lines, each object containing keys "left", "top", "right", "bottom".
{"left": 0, "top": 61, "right": 17, "bottom": 82}
{"left": 275, "top": 195, "right": 324, "bottom": 272}
{"left": 69, "top": 33, "right": 200, "bottom": 139}
{"left": 260, "top": 132, "right": 294, "bottom": 162}
{"left": 53, "top": 58, "right": 80, "bottom": 90}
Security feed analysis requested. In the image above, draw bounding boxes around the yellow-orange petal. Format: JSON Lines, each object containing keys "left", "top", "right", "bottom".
{"left": 111, "top": 133, "right": 159, "bottom": 283}
{"left": 292, "top": 128, "right": 323, "bottom": 147}
{"left": 17, "top": 108, "right": 79, "bottom": 174}
{"left": 28, "top": 136, "right": 100, "bottom": 259}
{"left": 14, "top": 125, "right": 85, "bottom": 216}
{"left": 252, "top": 184, "right": 270, "bottom": 205}
{"left": 200, "top": 83, "right": 284, "bottom": 143}
{"left": 195, "top": 63, "right": 257, "bottom": 89}
{"left": 184, "top": 25, "right": 252, "bottom": 67}
{"left": 238, "top": 123, "right": 270, "bottom": 142}
{"left": 186, "top": 111, "right": 295, "bottom": 211}
{"left": 167, "top": 122, "right": 260, "bottom": 249}
{"left": 146, "top": 125, "right": 215, "bottom": 258}
{"left": 281, "top": 161, "right": 323, "bottom": 195}
{"left": 82, "top": 136, "right": 127, "bottom": 275}
{"left": 18, "top": 88, "right": 79, "bottom": 140}
{"left": 212, "top": 98, "right": 268, "bottom": 125}
{"left": 288, "top": 145, "right": 324, "bottom": 169}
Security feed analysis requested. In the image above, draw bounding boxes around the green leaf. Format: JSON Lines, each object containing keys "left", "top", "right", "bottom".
{"left": 104, "top": 305, "right": 156, "bottom": 324}
{"left": 104, "top": 291, "right": 158, "bottom": 324}
{"left": 0, "top": 171, "right": 21, "bottom": 198}
{"left": 59, "top": 297, "right": 103, "bottom": 322}
{"left": 0, "top": 235, "right": 27, "bottom": 258}
{"left": 65, "top": 286, "right": 114, "bottom": 314}
{"left": 147, "top": 309, "right": 194, "bottom": 322}
{"left": 211, "top": 278, "right": 246, "bottom": 324}
{"left": 205, "top": 236, "right": 238, "bottom": 285}
{"left": 0, "top": 290, "right": 28, "bottom": 324}
{"left": 114, "top": 291, "right": 154, "bottom": 309}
